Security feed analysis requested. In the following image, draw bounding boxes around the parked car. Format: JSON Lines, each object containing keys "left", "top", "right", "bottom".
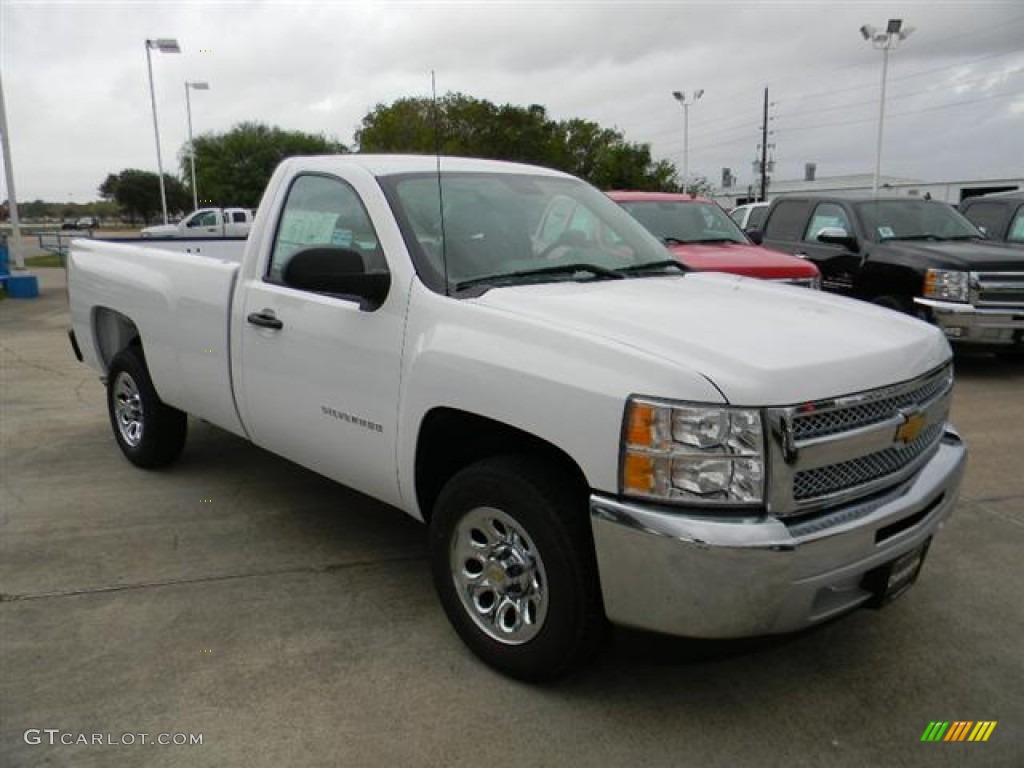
{"left": 729, "top": 201, "right": 770, "bottom": 231}
{"left": 959, "top": 192, "right": 1024, "bottom": 247}
{"left": 752, "top": 195, "right": 1024, "bottom": 349}
{"left": 68, "top": 155, "right": 965, "bottom": 680}
{"left": 140, "top": 207, "right": 254, "bottom": 238}
{"left": 60, "top": 219, "right": 79, "bottom": 231}
{"left": 607, "top": 191, "right": 819, "bottom": 287}
{"left": 76, "top": 216, "right": 100, "bottom": 230}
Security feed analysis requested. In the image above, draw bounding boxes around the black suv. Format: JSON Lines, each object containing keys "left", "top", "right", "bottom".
{"left": 750, "top": 196, "right": 1024, "bottom": 350}
{"left": 959, "top": 193, "right": 1024, "bottom": 248}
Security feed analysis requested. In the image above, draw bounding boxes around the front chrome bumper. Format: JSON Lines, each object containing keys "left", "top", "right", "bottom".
{"left": 589, "top": 428, "right": 966, "bottom": 638}
{"left": 914, "top": 298, "right": 1024, "bottom": 345}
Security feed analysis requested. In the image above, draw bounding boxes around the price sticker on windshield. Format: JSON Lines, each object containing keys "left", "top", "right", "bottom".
{"left": 878, "top": 226, "right": 895, "bottom": 239}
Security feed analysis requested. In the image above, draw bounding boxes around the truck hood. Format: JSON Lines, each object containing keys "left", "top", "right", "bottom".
{"left": 668, "top": 242, "right": 818, "bottom": 279}
{"left": 874, "top": 239, "right": 1024, "bottom": 270}
{"left": 474, "top": 273, "right": 950, "bottom": 405}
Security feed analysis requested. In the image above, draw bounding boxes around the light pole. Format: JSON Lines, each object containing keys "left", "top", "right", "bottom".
{"left": 672, "top": 89, "right": 703, "bottom": 194}
{"left": 184, "top": 81, "right": 209, "bottom": 212}
{"left": 145, "top": 38, "right": 180, "bottom": 225}
{"left": 860, "top": 19, "right": 914, "bottom": 195}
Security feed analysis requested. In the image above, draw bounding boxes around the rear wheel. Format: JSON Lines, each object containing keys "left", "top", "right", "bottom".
{"left": 429, "top": 456, "right": 607, "bottom": 681}
{"left": 107, "top": 346, "right": 187, "bottom": 468}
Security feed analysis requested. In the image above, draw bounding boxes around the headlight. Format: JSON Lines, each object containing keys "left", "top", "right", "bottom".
{"left": 923, "top": 269, "right": 969, "bottom": 302}
{"left": 621, "top": 398, "right": 765, "bottom": 506}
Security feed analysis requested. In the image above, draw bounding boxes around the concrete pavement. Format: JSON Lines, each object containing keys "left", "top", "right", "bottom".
{"left": 2, "top": 269, "right": 1022, "bottom": 767}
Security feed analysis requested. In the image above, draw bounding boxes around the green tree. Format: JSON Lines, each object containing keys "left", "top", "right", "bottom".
{"left": 183, "top": 122, "right": 348, "bottom": 208}
{"left": 355, "top": 93, "right": 676, "bottom": 190}
{"left": 97, "top": 170, "right": 189, "bottom": 224}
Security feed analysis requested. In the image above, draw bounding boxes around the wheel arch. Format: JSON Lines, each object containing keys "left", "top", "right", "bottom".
{"left": 92, "top": 307, "right": 141, "bottom": 373}
{"left": 414, "top": 407, "right": 590, "bottom": 523}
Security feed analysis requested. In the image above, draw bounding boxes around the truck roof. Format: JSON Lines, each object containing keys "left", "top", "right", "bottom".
{"left": 280, "top": 154, "right": 574, "bottom": 178}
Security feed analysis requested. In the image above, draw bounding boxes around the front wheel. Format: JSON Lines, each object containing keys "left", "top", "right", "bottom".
{"left": 107, "top": 346, "right": 187, "bottom": 468}
{"left": 429, "top": 456, "right": 607, "bottom": 681}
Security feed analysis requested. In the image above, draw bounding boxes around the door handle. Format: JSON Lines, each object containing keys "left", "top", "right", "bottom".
{"left": 247, "top": 310, "right": 283, "bottom": 330}
{"left": 795, "top": 251, "right": 808, "bottom": 258}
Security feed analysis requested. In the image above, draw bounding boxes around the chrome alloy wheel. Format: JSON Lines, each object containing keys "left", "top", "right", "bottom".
{"left": 450, "top": 506, "right": 549, "bottom": 645}
{"left": 113, "top": 371, "right": 144, "bottom": 448}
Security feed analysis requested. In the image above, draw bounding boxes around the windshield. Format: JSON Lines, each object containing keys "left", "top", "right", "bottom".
{"left": 379, "top": 172, "right": 676, "bottom": 294}
{"left": 618, "top": 199, "right": 748, "bottom": 244}
{"left": 855, "top": 200, "right": 983, "bottom": 242}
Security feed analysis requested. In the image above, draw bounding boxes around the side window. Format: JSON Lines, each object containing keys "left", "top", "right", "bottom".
{"left": 747, "top": 205, "right": 768, "bottom": 230}
{"left": 188, "top": 211, "right": 217, "bottom": 227}
{"left": 763, "top": 200, "right": 810, "bottom": 241}
{"left": 962, "top": 202, "right": 1008, "bottom": 238}
{"left": 231, "top": 211, "right": 247, "bottom": 224}
{"left": 804, "top": 203, "right": 852, "bottom": 241}
{"left": 1008, "top": 207, "right": 1024, "bottom": 243}
{"left": 268, "top": 174, "right": 384, "bottom": 285}
{"left": 729, "top": 208, "right": 746, "bottom": 226}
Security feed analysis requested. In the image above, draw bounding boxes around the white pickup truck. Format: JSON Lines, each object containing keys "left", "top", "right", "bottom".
{"left": 140, "top": 207, "right": 254, "bottom": 239}
{"left": 68, "top": 155, "right": 966, "bottom": 681}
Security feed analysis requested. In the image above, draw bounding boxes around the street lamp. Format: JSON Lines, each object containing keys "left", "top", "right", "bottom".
{"left": 184, "top": 81, "right": 209, "bottom": 211}
{"left": 145, "top": 37, "right": 180, "bottom": 224}
{"left": 860, "top": 19, "right": 914, "bottom": 195}
{"left": 672, "top": 89, "right": 703, "bottom": 194}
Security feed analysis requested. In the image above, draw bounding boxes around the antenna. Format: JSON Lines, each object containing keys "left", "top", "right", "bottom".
{"left": 431, "top": 70, "right": 449, "bottom": 295}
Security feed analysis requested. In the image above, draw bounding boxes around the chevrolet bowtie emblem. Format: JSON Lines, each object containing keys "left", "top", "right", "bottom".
{"left": 896, "top": 410, "right": 927, "bottom": 444}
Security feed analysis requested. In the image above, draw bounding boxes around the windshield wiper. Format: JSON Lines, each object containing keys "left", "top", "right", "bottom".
{"left": 454, "top": 263, "right": 625, "bottom": 292}
{"left": 614, "top": 259, "right": 690, "bottom": 276}
{"left": 662, "top": 236, "right": 689, "bottom": 245}
{"left": 687, "top": 237, "right": 743, "bottom": 244}
{"left": 883, "top": 234, "right": 946, "bottom": 242}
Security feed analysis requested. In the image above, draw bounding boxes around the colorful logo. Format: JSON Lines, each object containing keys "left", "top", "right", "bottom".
{"left": 921, "top": 721, "right": 997, "bottom": 742}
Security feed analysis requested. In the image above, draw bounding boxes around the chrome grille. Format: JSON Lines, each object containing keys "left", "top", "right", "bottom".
{"left": 972, "top": 271, "right": 1024, "bottom": 308}
{"left": 793, "top": 423, "right": 943, "bottom": 500}
{"left": 767, "top": 363, "right": 954, "bottom": 518}
{"left": 793, "top": 366, "right": 952, "bottom": 440}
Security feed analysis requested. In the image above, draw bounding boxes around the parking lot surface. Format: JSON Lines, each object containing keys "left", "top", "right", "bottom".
{"left": 2, "top": 268, "right": 1022, "bottom": 767}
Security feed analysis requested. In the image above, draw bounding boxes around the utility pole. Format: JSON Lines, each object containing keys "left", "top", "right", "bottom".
{"left": 760, "top": 87, "right": 768, "bottom": 202}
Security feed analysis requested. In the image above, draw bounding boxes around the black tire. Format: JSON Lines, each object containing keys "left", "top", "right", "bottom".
{"left": 429, "top": 455, "right": 607, "bottom": 682}
{"left": 106, "top": 346, "right": 187, "bottom": 468}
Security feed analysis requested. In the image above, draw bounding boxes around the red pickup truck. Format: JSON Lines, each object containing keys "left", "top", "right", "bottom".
{"left": 607, "top": 191, "right": 820, "bottom": 288}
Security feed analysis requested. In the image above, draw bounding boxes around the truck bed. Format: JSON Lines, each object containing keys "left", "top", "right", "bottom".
{"left": 68, "top": 238, "right": 247, "bottom": 437}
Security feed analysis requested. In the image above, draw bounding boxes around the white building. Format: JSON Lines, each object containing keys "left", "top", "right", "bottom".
{"left": 712, "top": 170, "right": 1024, "bottom": 209}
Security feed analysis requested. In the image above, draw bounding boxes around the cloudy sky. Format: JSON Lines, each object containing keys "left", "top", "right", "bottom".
{"left": 2, "top": 0, "right": 1023, "bottom": 203}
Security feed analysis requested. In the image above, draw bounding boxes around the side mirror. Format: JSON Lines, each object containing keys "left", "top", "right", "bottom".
{"left": 283, "top": 246, "right": 390, "bottom": 311}
{"left": 746, "top": 229, "right": 764, "bottom": 245}
{"left": 817, "top": 227, "right": 859, "bottom": 251}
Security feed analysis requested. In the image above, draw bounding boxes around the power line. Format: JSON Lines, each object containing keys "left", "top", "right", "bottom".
{"left": 776, "top": 89, "right": 1024, "bottom": 135}
{"left": 776, "top": 48, "right": 1024, "bottom": 107}
{"left": 627, "top": 14, "right": 1024, "bottom": 142}
{"left": 776, "top": 67, "right": 1024, "bottom": 122}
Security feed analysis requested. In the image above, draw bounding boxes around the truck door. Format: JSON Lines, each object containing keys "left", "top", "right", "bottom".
{"left": 797, "top": 202, "right": 862, "bottom": 297}
{"left": 235, "top": 173, "right": 404, "bottom": 507}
